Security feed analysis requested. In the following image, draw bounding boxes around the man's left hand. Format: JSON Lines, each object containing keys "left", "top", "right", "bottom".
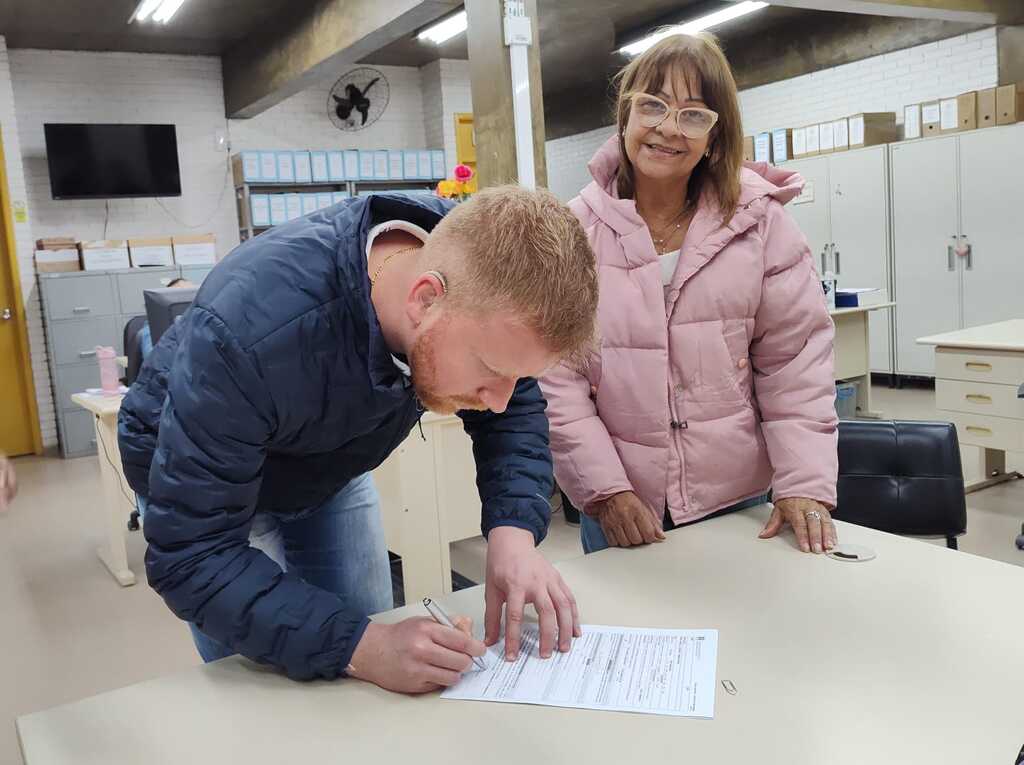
{"left": 759, "top": 497, "right": 837, "bottom": 554}
{"left": 484, "top": 526, "right": 581, "bottom": 661}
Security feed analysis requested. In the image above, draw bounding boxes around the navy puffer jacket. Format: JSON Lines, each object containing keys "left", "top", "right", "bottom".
{"left": 118, "top": 194, "right": 553, "bottom": 680}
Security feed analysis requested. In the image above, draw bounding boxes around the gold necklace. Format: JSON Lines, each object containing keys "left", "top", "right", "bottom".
{"left": 370, "top": 245, "right": 421, "bottom": 285}
{"left": 640, "top": 203, "right": 690, "bottom": 254}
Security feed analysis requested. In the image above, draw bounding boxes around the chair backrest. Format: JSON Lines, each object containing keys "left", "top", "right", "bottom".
{"left": 834, "top": 420, "right": 966, "bottom": 539}
{"left": 122, "top": 315, "right": 148, "bottom": 387}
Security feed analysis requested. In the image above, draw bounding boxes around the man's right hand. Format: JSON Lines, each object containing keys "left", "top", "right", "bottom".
{"left": 347, "top": 616, "right": 486, "bottom": 694}
{"left": 596, "top": 491, "right": 665, "bottom": 547}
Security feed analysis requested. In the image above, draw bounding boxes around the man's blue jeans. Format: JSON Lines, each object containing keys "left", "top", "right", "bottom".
{"left": 185, "top": 472, "right": 394, "bottom": 662}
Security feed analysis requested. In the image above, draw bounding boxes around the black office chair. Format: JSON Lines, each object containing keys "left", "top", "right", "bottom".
{"left": 121, "top": 314, "right": 147, "bottom": 387}
{"left": 834, "top": 420, "right": 967, "bottom": 549}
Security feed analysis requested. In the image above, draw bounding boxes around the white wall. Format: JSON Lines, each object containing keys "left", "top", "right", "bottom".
{"left": 544, "top": 126, "right": 615, "bottom": 202}
{"left": 739, "top": 27, "right": 998, "bottom": 136}
{"left": 0, "top": 37, "right": 55, "bottom": 447}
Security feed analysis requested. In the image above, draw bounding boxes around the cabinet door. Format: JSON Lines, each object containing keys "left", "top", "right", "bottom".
{"left": 828, "top": 146, "right": 892, "bottom": 373}
{"left": 890, "top": 137, "right": 961, "bottom": 377}
{"left": 958, "top": 124, "right": 1024, "bottom": 328}
{"left": 783, "top": 156, "right": 831, "bottom": 271}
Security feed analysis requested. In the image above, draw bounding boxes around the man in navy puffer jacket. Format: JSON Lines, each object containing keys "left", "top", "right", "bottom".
{"left": 118, "top": 186, "right": 598, "bottom": 693}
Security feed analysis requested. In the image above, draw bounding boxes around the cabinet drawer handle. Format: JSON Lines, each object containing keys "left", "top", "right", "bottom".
{"left": 965, "top": 362, "right": 992, "bottom": 372}
{"left": 965, "top": 426, "right": 992, "bottom": 436}
{"left": 79, "top": 350, "right": 97, "bottom": 358}
{"left": 72, "top": 306, "right": 92, "bottom": 314}
{"left": 965, "top": 394, "right": 992, "bottom": 404}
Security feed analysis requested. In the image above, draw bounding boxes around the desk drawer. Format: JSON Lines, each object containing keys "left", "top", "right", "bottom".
{"left": 935, "top": 348, "right": 1024, "bottom": 386}
{"left": 42, "top": 273, "right": 116, "bottom": 321}
{"left": 935, "top": 379, "right": 1024, "bottom": 419}
{"left": 945, "top": 411, "right": 1024, "bottom": 453}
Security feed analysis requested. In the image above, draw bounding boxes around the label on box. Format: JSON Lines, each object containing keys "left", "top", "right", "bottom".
{"left": 431, "top": 150, "right": 446, "bottom": 179}
{"left": 328, "top": 152, "right": 345, "bottom": 181}
{"left": 940, "top": 99, "right": 958, "bottom": 130}
{"left": 792, "top": 127, "right": 807, "bottom": 156}
{"left": 819, "top": 123, "right": 834, "bottom": 152}
{"left": 418, "top": 151, "right": 432, "bottom": 179}
{"left": 359, "top": 151, "right": 376, "bottom": 180}
{"left": 344, "top": 151, "right": 360, "bottom": 180}
{"left": 260, "top": 152, "right": 278, "bottom": 181}
{"left": 806, "top": 125, "right": 820, "bottom": 153}
{"left": 921, "top": 103, "right": 941, "bottom": 125}
{"left": 848, "top": 116, "right": 864, "bottom": 146}
{"left": 904, "top": 106, "right": 921, "bottom": 139}
{"left": 389, "top": 151, "right": 405, "bottom": 180}
{"left": 832, "top": 119, "right": 849, "bottom": 149}
{"left": 311, "top": 152, "right": 329, "bottom": 182}
{"left": 269, "top": 195, "right": 287, "bottom": 225}
{"left": 173, "top": 243, "right": 216, "bottom": 265}
{"left": 403, "top": 151, "right": 420, "bottom": 179}
{"left": 285, "top": 194, "right": 303, "bottom": 220}
{"left": 374, "top": 150, "right": 389, "bottom": 179}
{"left": 130, "top": 245, "right": 173, "bottom": 267}
{"left": 754, "top": 132, "right": 771, "bottom": 163}
{"left": 82, "top": 248, "right": 131, "bottom": 270}
{"left": 771, "top": 129, "right": 789, "bottom": 162}
{"left": 277, "top": 153, "right": 295, "bottom": 182}
{"left": 317, "top": 192, "right": 334, "bottom": 210}
{"left": 301, "top": 194, "right": 318, "bottom": 216}
{"left": 250, "top": 195, "right": 271, "bottom": 227}
{"left": 294, "top": 152, "right": 312, "bottom": 183}
{"left": 242, "top": 152, "right": 261, "bottom": 181}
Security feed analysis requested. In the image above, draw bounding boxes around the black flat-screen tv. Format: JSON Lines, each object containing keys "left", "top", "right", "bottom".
{"left": 44, "top": 123, "right": 182, "bottom": 200}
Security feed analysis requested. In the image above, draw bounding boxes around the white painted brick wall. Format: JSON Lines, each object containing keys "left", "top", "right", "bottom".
{"left": 438, "top": 59, "right": 472, "bottom": 176}
{"left": 420, "top": 61, "right": 446, "bottom": 156}
{"left": 739, "top": 27, "right": 999, "bottom": 136}
{"left": 0, "top": 37, "right": 56, "bottom": 447}
{"left": 544, "top": 126, "right": 615, "bottom": 202}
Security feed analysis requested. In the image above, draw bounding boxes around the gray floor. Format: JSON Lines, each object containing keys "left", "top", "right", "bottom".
{"left": 4, "top": 385, "right": 1023, "bottom": 763}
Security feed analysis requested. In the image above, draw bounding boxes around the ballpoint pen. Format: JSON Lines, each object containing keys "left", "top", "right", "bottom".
{"left": 422, "top": 597, "right": 488, "bottom": 670}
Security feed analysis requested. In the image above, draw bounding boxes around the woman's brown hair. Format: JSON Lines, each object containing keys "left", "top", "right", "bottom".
{"left": 614, "top": 32, "right": 744, "bottom": 220}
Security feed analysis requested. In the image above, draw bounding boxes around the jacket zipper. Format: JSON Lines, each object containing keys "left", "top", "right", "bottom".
{"left": 666, "top": 372, "right": 688, "bottom": 520}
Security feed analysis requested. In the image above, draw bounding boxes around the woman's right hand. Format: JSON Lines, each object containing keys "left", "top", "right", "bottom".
{"left": 596, "top": 491, "right": 665, "bottom": 547}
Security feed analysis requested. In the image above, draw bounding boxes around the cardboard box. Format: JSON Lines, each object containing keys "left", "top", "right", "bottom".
{"left": 284, "top": 193, "right": 303, "bottom": 221}
{"left": 34, "top": 248, "right": 80, "bottom": 273}
{"left": 359, "top": 151, "right": 376, "bottom": 180}
{"left": 403, "top": 150, "right": 421, "bottom": 179}
{"left": 79, "top": 239, "right": 130, "bottom": 271}
{"left": 742, "top": 136, "right": 756, "bottom": 162}
{"left": 903, "top": 104, "right": 922, "bottom": 140}
{"left": 310, "top": 151, "right": 330, "bottom": 182}
{"left": 921, "top": 101, "right": 942, "bottom": 135}
{"left": 977, "top": 87, "right": 997, "bottom": 129}
{"left": 389, "top": 150, "right": 405, "bottom": 180}
{"left": 276, "top": 152, "right": 296, "bottom": 183}
{"left": 957, "top": 92, "right": 977, "bottom": 131}
{"left": 804, "top": 124, "right": 821, "bottom": 155}
{"left": 250, "top": 194, "right": 271, "bottom": 227}
{"left": 373, "top": 150, "right": 389, "bottom": 180}
{"left": 940, "top": 97, "right": 960, "bottom": 133}
{"left": 128, "top": 237, "right": 174, "bottom": 267}
{"left": 301, "top": 193, "right": 319, "bottom": 216}
{"left": 791, "top": 127, "right": 807, "bottom": 157}
{"left": 418, "top": 150, "right": 432, "bottom": 179}
{"left": 269, "top": 194, "right": 287, "bottom": 226}
{"left": 996, "top": 82, "right": 1024, "bottom": 125}
{"left": 236, "top": 151, "right": 261, "bottom": 183}
{"left": 172, "top": 234, "right": 216, "bottom": 266}
{"left": 259, "top": 151, "right": 278, "bottom": 182}
{"left": 818, "top": 122, "right": 835, "bottom": 154}
{"left": 849, "top": 112, "right": 899, "bottom": 147}
{"left": 771, "top": 128, "right": 793, "bottom": 163}
{"left": 293, "top": 151, "right": 313, "bottom": 184}
{"left": 36, "top": 237, "right": 77, "bottom": 251}
{"left": 754, "top": 132, "right": 772, "bottom": 163}
{"left": 431, "top": 149, "right": 446, "bottom": 179}
{"left": 832, "top": 118, "right": 850, "bottom": 152}
{"left": 344, "top": 150, "right": 360, "bottom": 180}
{"left": 327, "top": 151, "right": 345, "bottom": 181}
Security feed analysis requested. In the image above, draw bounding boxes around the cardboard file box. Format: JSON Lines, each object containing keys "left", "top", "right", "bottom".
{"left": 128, "top": 237, "right": 174, "bottom": 267}
{"left": 172, "top": 234, "right": 216, "bottom": 266}
{"left": 79, "top": 240, "right": 130, "bottom": 271}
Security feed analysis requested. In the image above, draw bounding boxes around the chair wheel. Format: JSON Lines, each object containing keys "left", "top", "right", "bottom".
{"left": 128, "top": 510, "right": 140, "bottom": 532}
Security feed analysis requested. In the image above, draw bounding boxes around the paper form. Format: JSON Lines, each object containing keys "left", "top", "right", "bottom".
{"left": 442, "top": 624, "right": 718, "bottom": 718}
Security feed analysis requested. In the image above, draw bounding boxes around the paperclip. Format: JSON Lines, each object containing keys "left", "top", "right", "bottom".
{"left": 722, "top": 679, "right": 738, "bottom": 695}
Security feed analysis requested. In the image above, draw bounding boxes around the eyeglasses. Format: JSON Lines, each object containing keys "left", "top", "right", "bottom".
{"left": 629, "top": 93, "right": 719, "bottom": 139}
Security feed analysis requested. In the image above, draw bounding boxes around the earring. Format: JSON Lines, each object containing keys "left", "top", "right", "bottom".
{"left": 704, "top": 148, "right": 711, "bottom": 158}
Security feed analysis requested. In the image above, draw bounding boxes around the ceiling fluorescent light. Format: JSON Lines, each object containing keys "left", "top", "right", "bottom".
{"left": 619, "top": 1, "right": 769, "bottom": 56}
{"left": 153, "top": 0, "right": 188, "bottom": 23}
{"left": 417, "top": 10, "right": 468, "bottom": 45}
{"left": 130, "top": 0, "right": 163, "bottom": 23}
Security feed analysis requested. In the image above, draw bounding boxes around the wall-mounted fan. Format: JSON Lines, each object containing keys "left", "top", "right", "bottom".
{"left": 327, "top": 67, "right": 390, "bottom": 131}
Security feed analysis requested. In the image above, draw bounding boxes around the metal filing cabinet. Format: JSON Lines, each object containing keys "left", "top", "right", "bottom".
{"left": 38, "top": 265, "right": 212, "bottom": 457}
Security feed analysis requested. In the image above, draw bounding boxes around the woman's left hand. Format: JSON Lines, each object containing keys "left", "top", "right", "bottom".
{"left": 758, "top": 497, "right": 836, "bottom": 554}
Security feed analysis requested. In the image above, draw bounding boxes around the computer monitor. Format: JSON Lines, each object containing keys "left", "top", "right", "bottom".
{"left": 144, "top": 287, "right": 198, "bottom": 345}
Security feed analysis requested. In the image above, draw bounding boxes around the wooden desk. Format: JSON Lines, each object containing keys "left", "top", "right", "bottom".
{"left": 918, "top": 319, "right": 1024, "bottom": 492}
{"left": 70, "top": 392, "right": 134, "bottom": 586}
{"left": 18, "top": 506, "right": 1024, "bottom": 765}
{"left": 830, "top": 301, "right": 895, "bottom": 419}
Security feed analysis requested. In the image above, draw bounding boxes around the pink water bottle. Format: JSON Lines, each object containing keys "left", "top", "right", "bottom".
{"left": 96, "top": 346, "right": 120, "bottom": 395}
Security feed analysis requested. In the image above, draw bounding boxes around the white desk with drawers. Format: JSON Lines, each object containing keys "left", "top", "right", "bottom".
{"left": 918, "top": 319, "right": 1024, "bottom": 493}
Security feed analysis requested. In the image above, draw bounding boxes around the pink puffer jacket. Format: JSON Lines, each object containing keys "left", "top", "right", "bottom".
{"left": 540, "top": 136, "right": 838, "bottom": 527}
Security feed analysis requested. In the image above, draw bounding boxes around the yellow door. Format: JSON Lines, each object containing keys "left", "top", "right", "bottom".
{"left": 0, "top": 127, "right": 42, "bottom": 455}
{"left": 453, "top": 113, "right": 478, "bottom": 193}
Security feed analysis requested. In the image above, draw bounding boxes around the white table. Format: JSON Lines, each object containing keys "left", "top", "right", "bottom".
{"left": 830, "top": 301, "right": 895, "bottom": 419}
{"left": 918, "top": 319, "right": 1024, "bottom": 493}
{"left": 70, "top": 392, "right": 135, "bottom": 586}
{"left": 17, "top": 506, "right": 1024, "bottom": 765}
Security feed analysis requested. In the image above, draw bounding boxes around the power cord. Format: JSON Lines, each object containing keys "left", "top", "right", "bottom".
{"left": 102, "top": 199, "right": 110, "bottom": 239}
{"left": 155, "top": 151, "right": 233, "bottom": 229}
{"left": 93, "top": 414, "right": 138, "bottom": 513}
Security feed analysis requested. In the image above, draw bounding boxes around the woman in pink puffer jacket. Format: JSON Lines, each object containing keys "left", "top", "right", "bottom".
{"left": 540, "top": 33, "right": 839, "bottom": 555}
